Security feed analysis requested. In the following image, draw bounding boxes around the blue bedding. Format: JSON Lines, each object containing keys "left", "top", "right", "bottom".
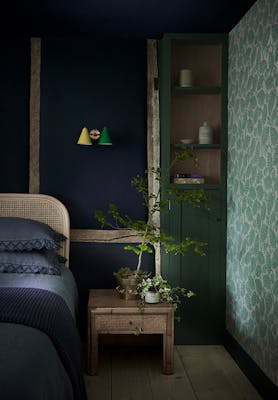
{"left": 0, "top": 267, "right": 86, "bottom": 400}
{"left": 0, "top": 265, "right": 78, "bottom": 318}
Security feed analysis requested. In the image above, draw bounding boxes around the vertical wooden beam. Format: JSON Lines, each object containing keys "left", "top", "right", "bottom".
{"left": 29, "top": 37, "right": 41, "bottom": 194}
{"left": 147, "top": 39, "right": 161, "bottom": 275}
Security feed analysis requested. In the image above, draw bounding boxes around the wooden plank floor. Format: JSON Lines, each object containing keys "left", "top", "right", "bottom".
{"left": 85, "top": 345, "right": 262, "bottom": 400}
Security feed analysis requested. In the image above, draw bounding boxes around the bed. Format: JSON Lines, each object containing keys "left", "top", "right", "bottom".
{"left": 0, "top": 193, "right": 87, "bottom": 400}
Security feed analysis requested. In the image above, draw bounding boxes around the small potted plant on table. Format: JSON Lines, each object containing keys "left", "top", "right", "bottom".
{"left": 138, "top": 274, "right": 195, "bottom": 309}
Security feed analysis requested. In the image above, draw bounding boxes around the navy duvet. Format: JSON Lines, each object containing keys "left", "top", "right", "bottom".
{"left": 0, "top": 267, "right": 86, "bottom": 400}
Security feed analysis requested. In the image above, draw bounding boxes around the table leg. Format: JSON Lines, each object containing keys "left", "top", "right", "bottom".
{"left": 163, "top": 309, "right": 174, "bottom": 374}
{"left": 87, "top": 313, "right": 98, "bottom": 375}
{"left": 163, "top": 332, "right": 174, "bottom": 374}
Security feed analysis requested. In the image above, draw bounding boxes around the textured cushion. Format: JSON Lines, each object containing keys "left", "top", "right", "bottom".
{"left": 0, "top": 251, "right": 63, "bottom": 275}
{"left": 0, "top": 217, "right": 66, "bottom": 251}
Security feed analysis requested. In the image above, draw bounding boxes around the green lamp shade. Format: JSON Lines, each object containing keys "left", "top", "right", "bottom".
{"left": 77, "top": 127, "right": 92, "bottom": 145}
{"left": 98, "top": 127, "right": 112, "bottom": 145}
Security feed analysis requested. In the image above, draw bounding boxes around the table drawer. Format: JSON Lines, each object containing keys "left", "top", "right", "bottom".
{"left": 93, "top": 314, "right": 167, "bottom": 333}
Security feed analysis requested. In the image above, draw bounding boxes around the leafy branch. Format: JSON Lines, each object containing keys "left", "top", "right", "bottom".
{"left": 94, "top": 149, "right": 209, "bottom": 273}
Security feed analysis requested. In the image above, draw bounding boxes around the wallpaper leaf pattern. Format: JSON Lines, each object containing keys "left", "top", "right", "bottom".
{"left": 227, "top": 0, "right": 278, "bottom": 385}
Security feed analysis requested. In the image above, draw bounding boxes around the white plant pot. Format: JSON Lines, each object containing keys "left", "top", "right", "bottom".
{"left": 145, "top": 291, "right": 160, "bottom": 304}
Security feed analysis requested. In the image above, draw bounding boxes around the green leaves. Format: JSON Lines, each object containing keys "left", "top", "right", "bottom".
{"left": 94, "top": 209, "right": 107, "bottom": 227}
{"left": 124, "top": 243, "right": 154, "bottom": 256}
{"left": 93, "top": 159, "right": 210, "bottom": 271}
{"left": 137, "top": 274, "right": 196, "bottom": 315}
{"left": 165, "top": 187, "right": 210, "bottom": 210}
{"left": 163, "top": 236, "right": 207, "bottom": 257}
{"left": 170, "top": 148, "right": 200, "bottom": 169}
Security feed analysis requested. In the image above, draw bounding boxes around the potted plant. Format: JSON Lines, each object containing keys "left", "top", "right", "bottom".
{"left": 113, "top": 266, "right": 150, "bottom": 300}
{"left": 138, "top": 274, "right": 195, "bottom": 315}
{"left": 94, "top": 150, "right": 209, "bottom": 304}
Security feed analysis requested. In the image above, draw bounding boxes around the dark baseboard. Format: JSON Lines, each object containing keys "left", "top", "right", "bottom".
{"left": 224, "top": 330, "right": 278, "bottom": 400}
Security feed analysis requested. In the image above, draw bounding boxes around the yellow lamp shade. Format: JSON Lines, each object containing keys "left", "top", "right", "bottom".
{"left": 77, "top": 127, "right": 92, "bottom": 145}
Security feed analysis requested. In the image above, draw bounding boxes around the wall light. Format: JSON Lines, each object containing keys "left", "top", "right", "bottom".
{"left": 77, "top": 126, "right": 112, "bottom": 146}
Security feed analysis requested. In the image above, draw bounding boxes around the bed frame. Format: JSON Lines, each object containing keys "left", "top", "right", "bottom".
{"left": 0, "top": 193, "right": 70, "bottom": 266}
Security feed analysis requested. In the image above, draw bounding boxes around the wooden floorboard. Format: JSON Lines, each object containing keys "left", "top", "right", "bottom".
{"left": 110, "top": 348, "right": 152, "bottom": 399}
{"left": 146, "top": 348, "right": 197, "bottom": 400}
{"left": 85, "top": 345, "right": 262, "bottom": 400}
{"left": 177, "top": 346, "right": 262, "bottom": 400}
{"left": 85, "top": 351, "right": 111, "bottom": 400}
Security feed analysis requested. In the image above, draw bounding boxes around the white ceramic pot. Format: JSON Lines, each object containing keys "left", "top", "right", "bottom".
{"left": 199, "top": 121, "right": 213, "bottom": 144}
{"left": 145, "top": 291, "right": 160, "bottom": 304}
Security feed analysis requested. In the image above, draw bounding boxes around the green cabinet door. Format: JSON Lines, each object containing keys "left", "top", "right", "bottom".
{"left": 161, "top": 189, "right": 226, "bottom": 343}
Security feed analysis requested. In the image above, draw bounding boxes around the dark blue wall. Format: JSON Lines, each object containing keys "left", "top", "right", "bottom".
{"left": 0, "top": 36, "right": 154, "bottom": 336}
{"left": 40, "top": 36, "right": 148, "bottom": 227}
{"left": 0, "top": 38, "right": 30, "bottom": 192}
{"left": 70, "top": 242, "right": 154, "bottom": 336}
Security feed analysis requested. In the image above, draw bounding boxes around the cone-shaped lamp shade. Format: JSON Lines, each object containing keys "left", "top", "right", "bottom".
{"left": 98, "top": 127, "right": 112, "bottom": 145}
{"left": 77, "top": 127, "right": 92, "bottom": 145}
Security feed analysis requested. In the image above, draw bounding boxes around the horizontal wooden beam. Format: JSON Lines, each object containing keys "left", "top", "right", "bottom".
{"left": 70, "top": 229, "right": 142, "bottom": 243}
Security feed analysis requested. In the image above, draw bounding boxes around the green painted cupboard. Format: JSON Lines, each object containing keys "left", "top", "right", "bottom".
{"left": 158, "top": 34, "right": 228, "bottom": 343}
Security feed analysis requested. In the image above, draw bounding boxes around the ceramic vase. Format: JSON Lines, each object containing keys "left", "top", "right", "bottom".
{"left": 199, "top": 121, "right": 213, "bottom": 144}
{"left": 145, "top": 291, "right": 160, "bottom": 304}
{"left": 178, "top": 69, "right": 193, "bottom": 87}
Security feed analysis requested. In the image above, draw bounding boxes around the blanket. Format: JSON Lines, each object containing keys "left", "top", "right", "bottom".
{"left": 0, "top": 287, "right": 87, "bottom": 400}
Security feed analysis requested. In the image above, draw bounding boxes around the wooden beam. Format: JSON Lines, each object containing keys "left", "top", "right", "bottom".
{"left": 29, "top": 38, "right": 41, "bottom": 194}
{"left": 147, "top": 39, "right": 160, "bottom": 274}
{"left": 70, "top": 229, "right": 142, "bottom": 243}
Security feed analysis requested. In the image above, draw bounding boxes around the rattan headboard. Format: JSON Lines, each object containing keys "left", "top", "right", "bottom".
{"left": 0, "top": 194, "right": 70, "bottom": 266}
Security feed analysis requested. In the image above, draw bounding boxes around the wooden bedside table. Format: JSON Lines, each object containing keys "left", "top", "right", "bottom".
{"left": 87, "top": 289, "right": 174, "bottom": 375}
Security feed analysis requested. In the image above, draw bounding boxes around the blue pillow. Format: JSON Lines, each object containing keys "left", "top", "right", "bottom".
{"left": 0, "top": 217, "right": 66, "bottom": 251}
{"left": 0, "top": 250, "right": 63, "bottom": 275}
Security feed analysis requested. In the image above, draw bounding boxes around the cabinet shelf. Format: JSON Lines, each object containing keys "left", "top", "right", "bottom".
{"left": 170, "top": 183, "right": 220, "bottom": 190}
{"left": 160, "top": 33, "right": 227, "bottom": 187}
{"left": 172, "top": 143, "right": 221, "bottom": 149}
{"left": 173, "top": 86, "right": 221, "bottom": 94}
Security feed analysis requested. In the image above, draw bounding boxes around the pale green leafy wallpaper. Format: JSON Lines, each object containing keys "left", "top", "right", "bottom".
{"left": 227, "top": 0, "right": 278, "bottom": 386}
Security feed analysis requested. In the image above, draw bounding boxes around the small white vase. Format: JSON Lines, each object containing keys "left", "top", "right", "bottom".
{"left": 145, "top": 291, "right": 160, "bottom": 304}
{"left": 199, "top": 121, "right": 213, "bottom": 144}
{"left": 178, "top": 69, "right": 193, "bottom": 87}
